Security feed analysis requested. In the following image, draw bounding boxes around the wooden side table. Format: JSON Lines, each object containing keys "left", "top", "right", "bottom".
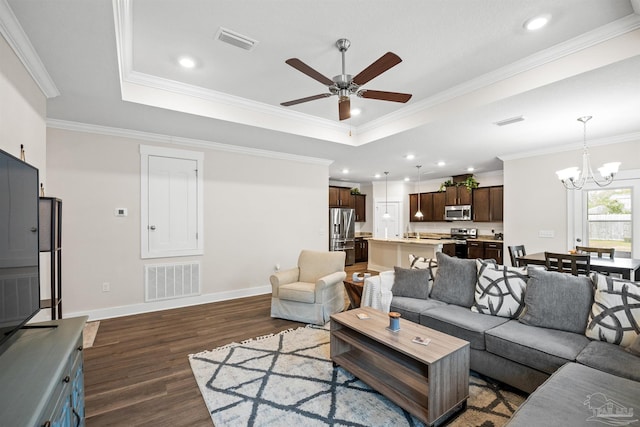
{"left": 343, "top": 279, "right": 364, "bottom": 309}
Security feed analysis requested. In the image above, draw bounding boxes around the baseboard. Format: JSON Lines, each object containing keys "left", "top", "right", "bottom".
{"left": 65, "top": 285, "right": 272, "bottom": 321}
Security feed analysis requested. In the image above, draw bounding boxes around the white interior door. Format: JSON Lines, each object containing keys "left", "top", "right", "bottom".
{"left": 374, "top": 201, "right": 401, "bottom": 239}
{"left": 147, "top": 155, "right": 198, "bottom": 255}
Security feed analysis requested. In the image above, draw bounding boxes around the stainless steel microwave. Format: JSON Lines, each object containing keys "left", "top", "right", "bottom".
{"left": 444, "top": 205, "right": 472, "bottom": 221}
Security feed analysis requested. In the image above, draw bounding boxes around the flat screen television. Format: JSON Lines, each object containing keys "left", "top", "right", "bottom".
{"left": 0, "top": 148, "right": 40, "bottom": 353}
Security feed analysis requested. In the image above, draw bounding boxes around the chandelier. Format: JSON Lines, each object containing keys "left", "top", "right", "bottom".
{"left": 556, "top": 116, "right": 620, "bottom": 190}
{"left": 383, "top": 172, "right": 390, "bottom": 219}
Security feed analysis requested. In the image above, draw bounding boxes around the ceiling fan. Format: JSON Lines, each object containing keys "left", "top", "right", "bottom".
{"left": 281, "top": 39, "right": 412, "bottom": 121}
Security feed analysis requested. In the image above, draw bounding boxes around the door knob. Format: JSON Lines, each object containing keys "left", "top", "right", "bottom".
{"left": 149, "top": 225, "right": 156, "bottom": 230}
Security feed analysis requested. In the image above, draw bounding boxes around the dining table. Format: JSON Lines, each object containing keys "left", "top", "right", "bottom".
{"left": 517, "top": 252, "right": 640, "bottom": 281}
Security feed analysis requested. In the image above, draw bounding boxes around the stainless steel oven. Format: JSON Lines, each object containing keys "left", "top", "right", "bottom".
{"left": 449, "top": 227, "right": 477, "bottom": 258}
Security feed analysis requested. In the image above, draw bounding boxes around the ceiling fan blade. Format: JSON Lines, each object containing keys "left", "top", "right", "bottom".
{"left": 281, "top": 93, "right": 332, "bottom": 107}
{"left": 357, "top": 90, "right": 412, "bottom": 103}
{"left": 285, "top": 58, "right": 334, "bottom": 86}
{"left": 339, "top": 97, "right": 351, "bottom": 121}
{"left": 352, "top": 52, "right": 402, "bottom": 86}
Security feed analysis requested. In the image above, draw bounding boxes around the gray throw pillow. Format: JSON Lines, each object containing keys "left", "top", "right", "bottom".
{"left": 519, "top": 268, "right": 594, "bottom": 334}
{"left": 430, "top": 252, "right": 477, "bottom": 307}
{"left": 391, "top": 266, "right": 431, "bottom": 300}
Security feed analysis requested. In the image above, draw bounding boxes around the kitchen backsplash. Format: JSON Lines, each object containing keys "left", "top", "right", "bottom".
{"left": 407, "top": 222, "right": 504, "bottom": 237}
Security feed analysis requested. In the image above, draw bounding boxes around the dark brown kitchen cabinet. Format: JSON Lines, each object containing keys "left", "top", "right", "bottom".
{"left": 442, "top": 243, "right": 455, "bottom": 257}
{"left": 484, "top": 241, "right": 503, "bottom": 264}
{"left": 353, "top": 194, "right": 366, "bottom": 222}
{"left": 409, "top": 193, "right": 433, "bottom": 222}
{"left": 329, "top": 186, "right": 352, "bottom": 208}
{"left": 472, "top": 186, "right": 503, "bottom": 222}
{"left": 355, "top": 238, "right": 368, "bottom": 262}
{"left": 467, "top": 241, "right": 484, "bottom": 259}
{"left": 433, "top": 191, "right": 446, "bottom": 221}
{"left": 468, "top": 240, "right": 503, "bottom": 264}
{"left": 445, "top": 186, "right": 472, "bottom": 206}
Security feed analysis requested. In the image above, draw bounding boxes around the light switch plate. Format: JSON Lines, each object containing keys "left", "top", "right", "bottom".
{"left": 115, "top": 208, "right": 128, "bottom": 217}
{"left": 538, "top": 230, "right": 555, "bottom": 238}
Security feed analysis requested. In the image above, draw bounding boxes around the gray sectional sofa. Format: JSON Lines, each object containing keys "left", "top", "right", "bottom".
{"left": 363, "top": 252, "right": 640, "bottom": 426}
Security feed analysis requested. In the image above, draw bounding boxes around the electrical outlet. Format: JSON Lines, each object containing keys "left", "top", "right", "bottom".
{"left": 102, "top": 282, "right": 110, "bottom": 292}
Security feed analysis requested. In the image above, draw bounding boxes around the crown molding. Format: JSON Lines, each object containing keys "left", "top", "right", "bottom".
{"left": 46, "top": 118, "right": 334, "bottom": 166}
{"left": 357, "top": 13, "right": 640, "bottom": 139}
{"left": 126, "top": 70, "right": 349, "bottom": 134}
{"left": 497, "top": 131, "right": 640, "bottom": 161}
{"left": 0, "top": 0, "right": 59, "bottom": 98}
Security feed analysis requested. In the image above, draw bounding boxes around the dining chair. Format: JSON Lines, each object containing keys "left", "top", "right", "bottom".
{"left": 544, "top": 252, "right": 591, "bottom": 276}
{"left": 576, "top": 246, "right": 615, "bottom": 259}
{"left": 508, "top": 245, "right": 526, "bottom": 267}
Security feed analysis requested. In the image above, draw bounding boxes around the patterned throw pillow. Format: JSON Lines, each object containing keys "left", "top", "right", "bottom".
{"left": 586, "top": 273, "right": 640, "bottom": 347}
{"left": 408, "top": 254, "right": 437, "bottom": 295}
{"left": 472, "top": 260, "right": 528, "bottom": 318}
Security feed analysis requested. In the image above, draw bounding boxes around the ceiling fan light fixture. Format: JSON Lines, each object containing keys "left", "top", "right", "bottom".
{"left": 281, "top": 39, "right": 412, "bottom": 121}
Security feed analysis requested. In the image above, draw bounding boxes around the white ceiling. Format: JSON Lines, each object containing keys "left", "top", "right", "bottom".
{"left": 4, "top": 0, "right": 640, "bottom": 184}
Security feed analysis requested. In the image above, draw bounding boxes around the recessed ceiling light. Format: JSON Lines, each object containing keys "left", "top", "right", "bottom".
{"left": 437, "top": 161, "right": 446, "bottom": 167}
{"left": 524, "top": 14, "right": 551, "bottom": 31}
{"left": 404, "top": 177, "right": 410, "bottom": 182}
{"left": 405, "top": 154, "right": 415, "bottom": 160}
{"left": 178, "top": 57, "right": 196, "bottom": 69}
{"left": 342, "top": 168, "right": 349, "bottom": 174}
{"left": 467, "top": 167, "right": 475, "bottom": 172}
{"left": 351, "top": 108, "right": 361, "bottom": 116}
{"left": 374, "top": 173, "right": 381, "bottom": 178}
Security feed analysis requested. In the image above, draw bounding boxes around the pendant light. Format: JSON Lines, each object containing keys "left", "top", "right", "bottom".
{"left": 383, "top": 172, "right": 390, "bottom": 219}
{"left": 556, "top": 116, "right": 621, "bottom": 190}
{"left": 414, "top": 165, "right": 423, "bottom": 218}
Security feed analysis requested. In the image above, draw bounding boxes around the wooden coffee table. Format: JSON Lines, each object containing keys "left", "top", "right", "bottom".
{"left": 330, "top": 307, "right": 470, "bottom": 426}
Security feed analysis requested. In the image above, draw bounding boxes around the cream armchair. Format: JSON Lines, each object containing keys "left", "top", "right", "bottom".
{"left": 270, "top": 250, "right": 347, "bottom": 325}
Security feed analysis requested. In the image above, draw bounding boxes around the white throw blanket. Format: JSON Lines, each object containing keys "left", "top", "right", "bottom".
{"left": 361, "top": 271, "right": 395, "bottom": 312}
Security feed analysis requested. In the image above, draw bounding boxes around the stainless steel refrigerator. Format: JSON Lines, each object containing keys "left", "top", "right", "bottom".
{"left": 329, "top": 208, "right": 355, "bottom": 266}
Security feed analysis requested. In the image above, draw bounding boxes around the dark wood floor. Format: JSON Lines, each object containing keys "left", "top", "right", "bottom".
{"left": 84, "top": 262, "right": 369, "bottom": 426}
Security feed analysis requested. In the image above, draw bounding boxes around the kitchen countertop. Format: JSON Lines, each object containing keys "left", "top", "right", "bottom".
{"left": 467, "top": 237, "right": 504, "bottom": 243}
{"left": 367, "top": 237, "right": 457, "bottom": 245}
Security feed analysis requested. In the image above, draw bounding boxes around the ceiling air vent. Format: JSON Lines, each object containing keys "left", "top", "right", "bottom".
{"left": 494, "top": 115, "right": 525, "bottom": 126}
{"left": 215, "top": 27, "right": 258, "bottom": 51}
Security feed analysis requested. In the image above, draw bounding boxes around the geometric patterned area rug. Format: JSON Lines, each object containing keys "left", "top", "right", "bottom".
{"left": 189, "top": 326, "right": 526, "bottom": 427}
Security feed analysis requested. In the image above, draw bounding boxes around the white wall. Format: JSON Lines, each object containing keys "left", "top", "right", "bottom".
{"left": 0, "top": 35, "right": 46, "bottom": 170}
{"left": 0, "top": 34, "right": 50, "bottom": 322}
{"left": 503, "top": 140, "right": 640, "bottom": 260}
{"left": 46, "top": 127, "right": 330, "bottom": 320}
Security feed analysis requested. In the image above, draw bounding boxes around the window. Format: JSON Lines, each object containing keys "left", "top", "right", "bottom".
{"left": 585, "top": 189, "right": 632, "bottom": 257}
{"left": 140, "top": 145, "right": 204, "bottom": 259}
{"left": 569, "top": 169, "right": 639, "bottom": 259}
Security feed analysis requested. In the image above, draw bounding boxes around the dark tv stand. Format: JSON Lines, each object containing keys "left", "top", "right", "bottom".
{"left": 0, "top": 317, "right": 86, "bottom": 426}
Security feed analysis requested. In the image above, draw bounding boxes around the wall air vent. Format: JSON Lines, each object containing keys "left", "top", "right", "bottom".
{"left": 215, "top": 27, "right": 258, "bottom": 51}
{"left": 494, "top": 115, "right": 525, "bottom": 126}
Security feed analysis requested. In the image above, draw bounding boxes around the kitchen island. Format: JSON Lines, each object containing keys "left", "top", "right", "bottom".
{"left": 367, "top": 238, "right": 456, "bottom": 272}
